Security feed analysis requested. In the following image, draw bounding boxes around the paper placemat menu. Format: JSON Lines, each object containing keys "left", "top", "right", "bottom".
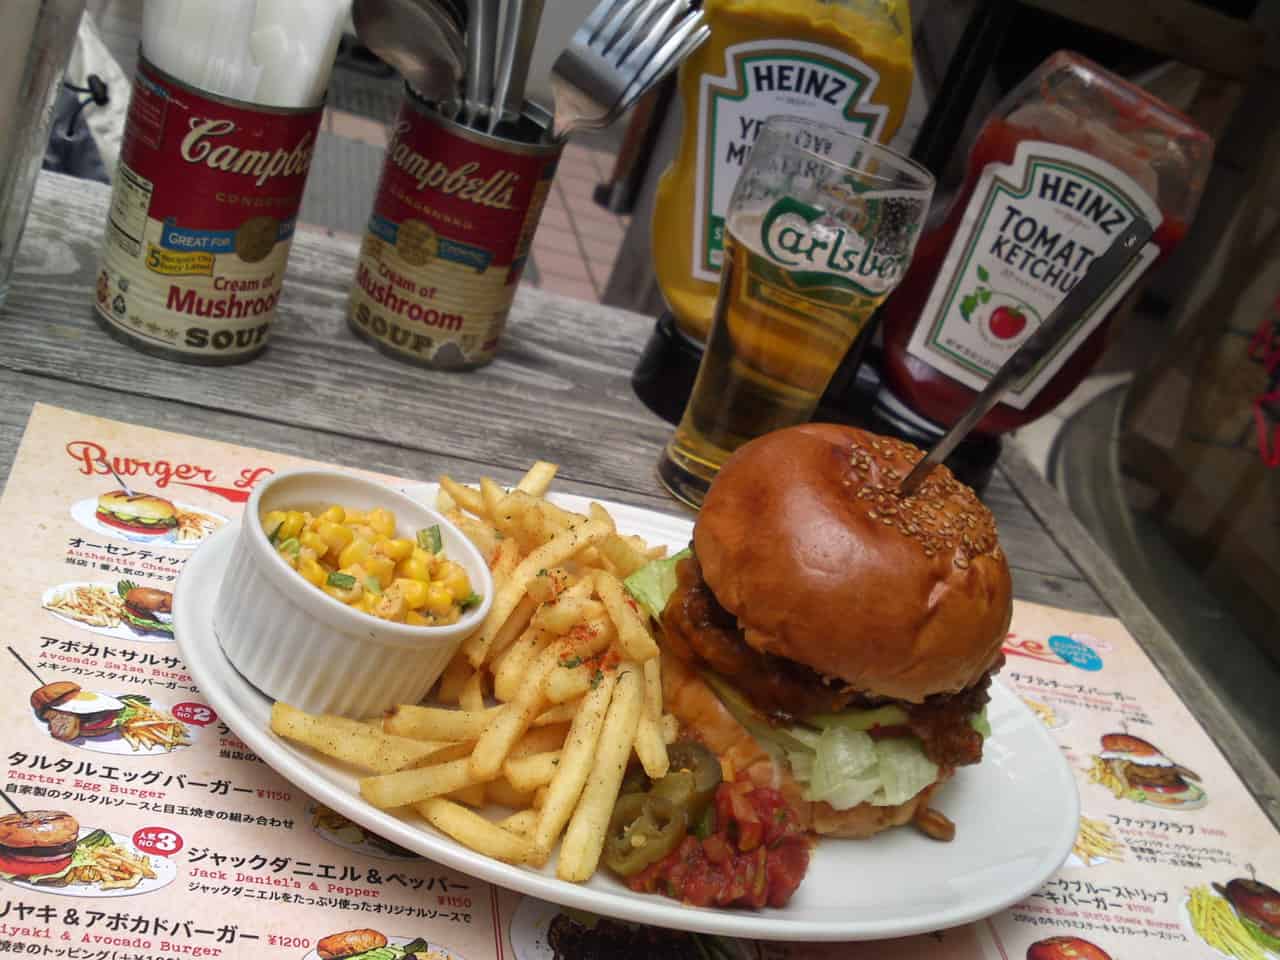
{"left": 1, "top": 404, "right": 1277, "bottom": 960}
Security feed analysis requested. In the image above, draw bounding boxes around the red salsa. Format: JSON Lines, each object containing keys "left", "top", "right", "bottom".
{"left": 628, "top": 780, "right": 810, "bottom": 909}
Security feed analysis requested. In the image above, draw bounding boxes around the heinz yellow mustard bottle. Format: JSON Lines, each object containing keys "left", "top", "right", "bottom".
{"left": 652, "top": 0, "right": 914, "bottom": 344}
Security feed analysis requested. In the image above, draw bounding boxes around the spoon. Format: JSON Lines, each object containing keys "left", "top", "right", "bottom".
{"left": 898, "top": 216, "right": 1154, "bottom": 497}
{"left": 352, "top": 0, "right": 465, "bottom": 104}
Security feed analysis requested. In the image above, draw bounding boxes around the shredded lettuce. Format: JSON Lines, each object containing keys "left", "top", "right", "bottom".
{"left": 970, "top": 706, "right": 991, "bottom": 739}
{"left": 786, "top": 726, "right": 940, "bottom": 809}
{"left": 1243, "top": 916, "right": 1280, "bottom": 954}
{"left": 623, "top": 548, "right": 690, "bottom": 620}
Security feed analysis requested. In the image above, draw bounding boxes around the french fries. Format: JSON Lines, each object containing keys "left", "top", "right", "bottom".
{"left": 271, "top": 460, "right": 673, "bottom": 885}
{"left": 272, "top": 703, "right": 454, "bottom": 773}
{"left": 1189, "top": 885, "right": 1266, "bottom": 960}
{"left": 1072, "top": 816, "right": 1124, "bottom": 863}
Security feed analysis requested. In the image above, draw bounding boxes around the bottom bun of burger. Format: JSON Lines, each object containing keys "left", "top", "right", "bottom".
{"left": 662, "top": 653, "right": 951, "bottom": 839}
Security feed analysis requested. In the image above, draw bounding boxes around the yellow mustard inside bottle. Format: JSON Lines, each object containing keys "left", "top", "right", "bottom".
{"left": 652, "top": 0, "right": 914, "bottom": 343}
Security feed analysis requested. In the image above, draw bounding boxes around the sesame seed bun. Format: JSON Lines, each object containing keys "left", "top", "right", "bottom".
{"left": 693, "top": 423, "right": 1011, "bottom": 702}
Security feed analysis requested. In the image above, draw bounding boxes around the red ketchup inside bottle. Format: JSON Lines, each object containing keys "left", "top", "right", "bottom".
{"left": 878, "top": 52, "right": 1211, "bottom": 436}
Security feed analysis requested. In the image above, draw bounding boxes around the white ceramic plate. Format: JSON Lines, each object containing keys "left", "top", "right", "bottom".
{"left": 176, "top": 487, "right": 1079, "bottom": 942}
{"left": 4, "top": 830, "right": 177, "bottom": 899}
{"left": 42, "top": 580, "right": 175, "bottom": 643}
{"left": 27, "top": 691, "right": 198, "bottom": 757}
{"left": 70, "top": 497, "right": 228, "bottom": 549}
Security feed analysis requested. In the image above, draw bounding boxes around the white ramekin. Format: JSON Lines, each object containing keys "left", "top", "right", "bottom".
{"left": 212, "top": 469, "right": 493, "bottom": 717}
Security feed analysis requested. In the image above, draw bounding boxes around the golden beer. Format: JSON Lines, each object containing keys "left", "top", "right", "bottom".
{"left": 659, "top": 220, "right": 891, "bottom": 506}
{"left": 655, "top": 117, "right": 933, "bottom": 508}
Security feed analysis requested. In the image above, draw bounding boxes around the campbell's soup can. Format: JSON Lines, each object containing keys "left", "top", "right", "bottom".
{"left": 94, "top": 57, "right": 322, "bottom": 364}
{"left": 347, "top": 90, "right": 562, "bottom": 369}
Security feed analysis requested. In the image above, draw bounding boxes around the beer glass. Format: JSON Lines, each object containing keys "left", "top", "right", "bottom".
{"left": 657, "top": 116, "right": 934, "bottom": 508}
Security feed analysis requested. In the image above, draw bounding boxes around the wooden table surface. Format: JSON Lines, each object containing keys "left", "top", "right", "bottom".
{"left": 3, "top": 171, "right": 1275, "bottom": 826}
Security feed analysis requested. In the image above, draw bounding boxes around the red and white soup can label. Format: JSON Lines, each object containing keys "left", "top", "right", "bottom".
{"left": 347, "top": 91, "right": 562, "bottom": 369}
{"left": 95, "top": 57, "right": 321, "bottom": 364}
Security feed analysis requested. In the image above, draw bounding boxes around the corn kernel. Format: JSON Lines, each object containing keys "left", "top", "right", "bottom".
{"left": 277, "top": 511, "right": 305, "bottom": 541}
{"left": 438, "top": 561, "right": 472, "bottom": 600}
{"left": 299, "top": 531, "right": 327, "bottom": 556}
{"left": 424, "top": 582, "right": 453, "bottom": 616}
{"left": 373, "top": 587, "right": 407, "bottom": 622}
{"left": 396, "top": 553, "right": 432, "bottom": 582}
{"left": 405, "top": 610, "right": 430, "bottom": 626}
{"left": 319, "top": 505, "right": 345, "bottom": 524}
{"left": 298, "top": 555, "right": 327, "bottom": 587}
{"left": 338, "top": 537, "right": 372, "bottom": 569}
{"left": 317, "top": 520, "right": 354, "bottom": 557}
{"left": 364, "top": 555, "right": 396, "bottom": 589}
{"left": 375, "top": 537, "right": 414, "bottom": 562}
{"left": 393, "top": 578, "right": 429, "bottom": 609}
{"left": 261, "top": 510, "right": 287, "bottom": 536}
{"left": 367, "top": 508, "right": 396, "bottom": 538}
{"left": 323, "top": 577, "right": 363, "bottom": 605}
{"left": 343, "top": 509, "right": 366, "bottom": 524}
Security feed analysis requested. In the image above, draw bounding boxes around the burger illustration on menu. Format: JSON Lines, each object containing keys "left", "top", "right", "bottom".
{"left": 308, "top": 928, "right": 459, "bottom": 960}
{"left": 1027, "top": 937, "right": 1113, "bottom": 959}
{"left": 30, "top": 681, "right": 191, "bottom": 753}
{"left": 96, "top": 490, "right": 179, "bottom": 539}
{"left": 1187, "top": 871, "right": 1280, "bottom": 960}
{"left": 43, "top": 579, "right": 174, "bottom": 641}
{"left": 0, "top": 809, "right": 175, "bottom": 896}
{"left": 1086, "top": 733, "right": 1206, "bottom": 809}
{"left": 70, "top": 487, "right": 226, "bottom": 548}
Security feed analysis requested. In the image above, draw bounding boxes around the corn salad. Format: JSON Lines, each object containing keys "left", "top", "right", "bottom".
{"left": 261, "top": 505, "right": 478, "bottom": 625}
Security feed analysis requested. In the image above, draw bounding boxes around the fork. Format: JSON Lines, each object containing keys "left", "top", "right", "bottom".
{"left": 550, "top": 0, "right": 708, "bottom": 141}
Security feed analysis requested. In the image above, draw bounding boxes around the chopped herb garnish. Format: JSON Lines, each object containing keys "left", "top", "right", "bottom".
{"left": 326, "top": 572, "right": 357, "bottom": 590}
{"left": 537, "top": 568, "right": 548, "bottom": 577}
{"left": 364, "top": 576, "right": 383, "bottom": 596}
{"left": 417, "top": 525, "right": 443, "bottom": 554}
{"left": 279, "top": 537, "right": 301, "bottom": 556}
{"left": 693, "top": 805, "right": 715, "bottom": 840}
{"left": 267, "top": 522, "right": 284, "bottom": 545}
{"left": 460, "top": 592, "right": 482, "bottom": 609}
{"left": 589, "top": 669, "right": 604, "bottom": 690}
{"left": 560, "top": 656, "right": 583, "bottom": 669}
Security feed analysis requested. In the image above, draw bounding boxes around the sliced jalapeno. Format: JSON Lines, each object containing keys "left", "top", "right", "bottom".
{"left": 603, "top": 793, "right": 687, "bottom": 877}
{"left": 664, "top": 741, "right": 722, "bottom": 819}
{"left": 619, "top": 764, "right": 650, "bottom": 799}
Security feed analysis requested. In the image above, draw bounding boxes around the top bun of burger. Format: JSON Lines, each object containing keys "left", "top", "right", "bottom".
{"left": 0, "top": 810, "right": 79, "bottom": 850}
{"left": 695, "top": 423, "right": 1011, "bottom": 702}
{"left": 30, "top": 681, "right": 81, "bottom": 717}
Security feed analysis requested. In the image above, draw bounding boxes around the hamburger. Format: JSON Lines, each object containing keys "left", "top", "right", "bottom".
{"left": 627, "top": 424, "right": 1011, "bottom": 839}
{"left": 119, "top": 583, "right": 174, "bottom": 636}
{"left": 1026, "top": 937, "right": 1113, "bottom": 960}
{"left": 30, "top": 681, "right": 126, "bottom": 742}
{"left": 0, "top": 810, "right": 80, "bottom": 878}
{"left": 1215, "top": 876, "right": 1280, "bottom": 952}
{"left": 315, "top": 929, "right": 431, "bottom": 960}
{"left": 96, "top": 491, "right": 178, "bottom": 538}
{"left": 1097, "top": 733, "right": 1203, "bottom": 807}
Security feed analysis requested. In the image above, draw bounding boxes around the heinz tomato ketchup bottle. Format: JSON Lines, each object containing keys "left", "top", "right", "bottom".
{"left": 875, "top": 51, "right": 1212, "bottom": 437}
